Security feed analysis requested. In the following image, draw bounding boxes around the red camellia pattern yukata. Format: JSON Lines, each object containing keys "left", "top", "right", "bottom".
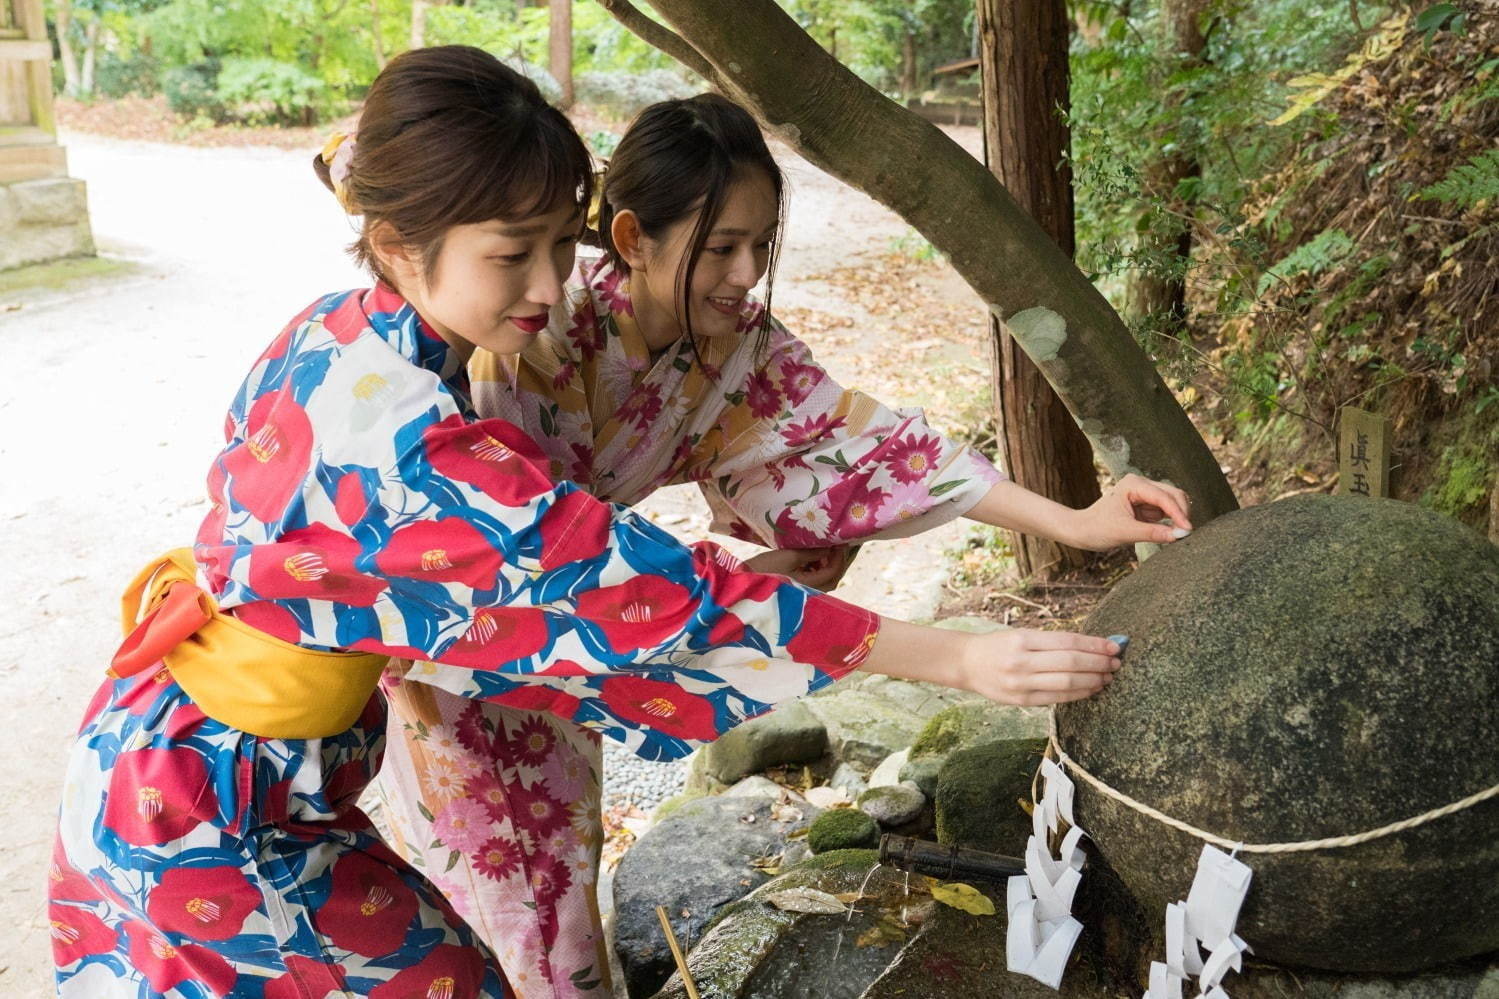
{"left": 375, "top": 257, "right": 1005, "bottom": 997}
{"left": 50, "top": 283, "right": 881, "bottom": 999}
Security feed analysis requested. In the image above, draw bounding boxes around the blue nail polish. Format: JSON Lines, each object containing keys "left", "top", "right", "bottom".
{"left": 1108, "top": 634, "right": 1130, "bottom": 651}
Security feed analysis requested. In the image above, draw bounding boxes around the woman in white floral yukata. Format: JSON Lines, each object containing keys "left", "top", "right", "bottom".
{"left": 375, "top": 94, "right": 1195, "bottom": 998}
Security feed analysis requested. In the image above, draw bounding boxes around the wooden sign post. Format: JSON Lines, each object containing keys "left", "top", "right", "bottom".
{"left": 1338, "top": 406, "right": 1391, "bottom": 498}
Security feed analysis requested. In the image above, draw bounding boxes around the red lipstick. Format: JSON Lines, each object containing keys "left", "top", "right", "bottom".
{"left": 509, "top": 312, "right": 550, "bottom": 334}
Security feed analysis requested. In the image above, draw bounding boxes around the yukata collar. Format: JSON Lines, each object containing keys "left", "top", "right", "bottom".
{"left": 361, "top": 283, "right": 470, "bottom": 393}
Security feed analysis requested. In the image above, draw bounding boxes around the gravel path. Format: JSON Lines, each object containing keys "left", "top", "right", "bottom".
{"left": 0, "top": 125, "right": 987, "bottom": 996}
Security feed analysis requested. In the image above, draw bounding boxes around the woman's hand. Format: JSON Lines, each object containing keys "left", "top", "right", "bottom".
{"left": 957, "top": 629, "right": 1122, "bottom": 706}
{"left": 743, "top": 545, "right": 856, "bottom": 592}
{"left": 1066, "top": 473, "right": 1194, "bottom": 550}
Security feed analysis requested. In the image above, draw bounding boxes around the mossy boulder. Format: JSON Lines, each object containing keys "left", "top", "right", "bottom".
{"left": 933, "top": 737, "right": 1046, "bottom": 854}
{"left": 649, "top": 850, "right": 906, "bottom": 999}
{"left": 808, "top": 808, "right": 880, "bottom": 853}
{"left": 1057, "top": 495, "right": 1499, "bottom": 973}
{"left": 901, "top": 700, "right": 1049, "bottom": 796}
{"left": 699, "top": 701, "right": 828, "bottom": 784}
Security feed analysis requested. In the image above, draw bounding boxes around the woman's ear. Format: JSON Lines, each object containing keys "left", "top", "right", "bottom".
{"left": 610, "top": 209, "right": 649, "bottom": 271}
{"left": 369, "top": 221, "right": 422, "bottom": 290}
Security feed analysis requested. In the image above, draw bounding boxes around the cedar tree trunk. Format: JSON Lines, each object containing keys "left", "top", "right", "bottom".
{"left": 978, "top": 0, "right": 1101, "bottom": 579}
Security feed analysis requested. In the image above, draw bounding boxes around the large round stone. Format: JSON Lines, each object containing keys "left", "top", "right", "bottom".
{"left": 1056, "top": 496, "right": 1499, "bottom": 973}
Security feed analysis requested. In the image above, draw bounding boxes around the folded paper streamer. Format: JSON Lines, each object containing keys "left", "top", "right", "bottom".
{"left": 1145, "top": 845, "right": 1254, "bottom": 999}
{"left": 1007, "top": 757, "right": 1089, "bottom": 988}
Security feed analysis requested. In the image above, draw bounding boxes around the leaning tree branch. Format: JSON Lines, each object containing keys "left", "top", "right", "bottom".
{"left": 595, "top": 0, "right": 722, "bottom": 89}
{"left": 603, "top": 0, "right": 1238, "bottom": 521}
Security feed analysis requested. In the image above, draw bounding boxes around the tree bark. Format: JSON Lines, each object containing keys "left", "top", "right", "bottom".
{"left": 54, "top": 0, "right": 80, "bottom": 98}
{"left": 80, "top": 16, "right": 98, "bottom": 97}
{"left": 549, "top": 0, "right": 573, "bottom": 106}
{"left": 977, "top": 0, "right": 1101, "bottom": 580}
{"left": 410, "top": 0, "right": 429, "bottom": 49}
{"left": 605, "top": 0, "right": 1239, "bottom": 522}
{"left": 1124, "top": 0, "right": 1208, "bottom": 339}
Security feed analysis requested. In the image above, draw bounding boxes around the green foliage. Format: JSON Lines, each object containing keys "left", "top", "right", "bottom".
{"left": 94, "top": 51, "right": 160, "bottom": 97}
{"left": 1414, "top": 2, "right": 1467, "bottom": 47}
{"left": 888, "top": 228, "right": 941, "bottom": 263}
{"left": 1255, "top": 227, "right": 1355, "bottom": 295}
{"left": 215, "top": 57, "right": 324, "bottom": 125}
{"left": 160, "top": 61, "right": 221, "bottom": 118}
{"left": 778, "top": 0, "right": 972, "bottom": 94}
{"left": 1420, "top": 148, "right": 1499, "bottom": 211}
{"left": 1423, "top": 442, "right": 1493, "bottom": 517}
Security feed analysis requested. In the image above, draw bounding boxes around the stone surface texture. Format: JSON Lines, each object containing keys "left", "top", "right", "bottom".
{"left": 934, "top": 737, "right": 1046, "bottom": 855}
{"left": 699, "top": 700, "right": 828, "bottom": 784}
{"left": 901, "top": 699, "right": 1049, "bottom": 796}
{"left": 2, "top": 177, "right": 95, "bottom": 270}
{"left": 1056, "top": 495, "right": 1499, "bottom": 973}
{"left": 612, "top": 793, "right": 816, "bottom": 997}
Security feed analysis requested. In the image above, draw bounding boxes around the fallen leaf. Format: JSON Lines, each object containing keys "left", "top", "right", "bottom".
{"left": 762, "top": 887, "right": 850, "bottom": 914}
{"left": 929, "top": 881, "right": 996, "bottom": 916}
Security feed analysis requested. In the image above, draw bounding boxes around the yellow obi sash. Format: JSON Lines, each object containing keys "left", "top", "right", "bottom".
{"left": 109, "top": 549, "right": 389, "bottom": 740}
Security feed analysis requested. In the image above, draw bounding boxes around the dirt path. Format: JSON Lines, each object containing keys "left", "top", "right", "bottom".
{"left": 0, "top": 126, "right": 990, "bottom": 996}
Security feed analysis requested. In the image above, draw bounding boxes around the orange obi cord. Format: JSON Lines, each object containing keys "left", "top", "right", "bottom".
{"left": 109, "top": 549, "right": 389, "bottom": 740}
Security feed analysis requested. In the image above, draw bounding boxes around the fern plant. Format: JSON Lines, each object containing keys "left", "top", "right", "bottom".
{"left": 1420, "top": 148, "right": 1499, "bottom": 210}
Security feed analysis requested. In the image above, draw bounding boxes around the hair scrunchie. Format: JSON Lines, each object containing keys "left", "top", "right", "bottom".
{"left": 321, "top": 131, "right": 357, "bottom": 213}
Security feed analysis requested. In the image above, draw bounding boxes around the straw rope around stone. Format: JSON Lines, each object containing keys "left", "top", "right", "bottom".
{"left": 1046, "top": 709, "right": 1499, "bottom": 855}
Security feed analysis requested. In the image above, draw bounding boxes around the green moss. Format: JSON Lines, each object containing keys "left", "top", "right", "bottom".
{"left": 650, "top": 788, "right": 706, "bottom": 823}
{"left": 910, "top": 706, "right": 968, "bottom": 757}
{"left": 933, "top": 737, "right": 1046, "bottom": 854}
{"left": 1423, "top": 439, "right": 1495, "bottom": 520}
{"left": 0, "top": 254, "right": 136, "bottom": 295}
{"left": 806, "top": 808, "right": 879, "bottom": 854}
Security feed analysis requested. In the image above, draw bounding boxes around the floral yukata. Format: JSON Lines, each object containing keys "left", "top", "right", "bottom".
{"left": 377, "top": 257, "right": 1004, "bottom": 997}
{"left": 50, "top": 283, "right": 883, "bottom": 999}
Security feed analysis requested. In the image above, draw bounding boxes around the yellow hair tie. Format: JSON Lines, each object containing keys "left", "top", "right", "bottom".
{"left": 321, "top": 131, "right": 357, "bottom": 213}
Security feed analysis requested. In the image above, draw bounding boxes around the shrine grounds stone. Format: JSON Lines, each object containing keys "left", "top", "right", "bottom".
{"left": 1056, "top": 495, "right": 1499, "bottom": 973}
{"left": 857, "top": 783, "right": 927, "bottom": 827}
{"left": 698, "top": 701, "right": 828, "bottom": 784}
{"left": 807, "top": 808, "right": 880, "bottom": 853}
{"left": 805, "top": 672, "right": 982, "bottom": 769}
{"left": 934, "top": 737, "right": 1047, "bottom": 855}
{"left": 613, "top": 793, "right": 818, "bottom": 997}
{"left": 900, "top": 700, "right": 1049, "bottom": 796}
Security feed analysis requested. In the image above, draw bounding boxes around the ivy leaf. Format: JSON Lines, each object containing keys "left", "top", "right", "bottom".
{"left": 929, "top": 881, "right": 996, "bottom": 916}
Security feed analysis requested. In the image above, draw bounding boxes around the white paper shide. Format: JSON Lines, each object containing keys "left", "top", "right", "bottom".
{"left": 1006, "top": 757, "right": 1089, "bottom": 988}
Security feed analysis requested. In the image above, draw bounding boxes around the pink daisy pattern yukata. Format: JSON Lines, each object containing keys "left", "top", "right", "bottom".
{"left": 376, "top": 257, "right": 1004, "bottom": 996}
{"left": 51, "top": 283, "right": 879, "bottom": 998}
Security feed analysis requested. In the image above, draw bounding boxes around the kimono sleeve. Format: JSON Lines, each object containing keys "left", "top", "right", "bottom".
{"left": 700, "top": 318, "right": 1005, "bottom": 548}
{"left": 321, "top": 403, "right": 878, "bottom": 761}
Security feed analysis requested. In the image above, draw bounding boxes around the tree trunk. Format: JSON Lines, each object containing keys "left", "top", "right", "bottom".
{"left": 605, "top": 0, "right": 1239, "bottom": 522}
{"left": 977, "top": 0, "right": 1101, "bottom": 580}
{"left": 80, "top": 16, "right": 98, "bottom": 97}
{"left": 410, "top": 0, "right": 429, "bottom": 49}
{"left": 549, "top": 0, "right": 573, "bottom": 107}
{"left": 54, "top": 0, "right": 80, "bottom": 98}
{"left": 1124, "top": 0, "right": 1208, "bottom": 338}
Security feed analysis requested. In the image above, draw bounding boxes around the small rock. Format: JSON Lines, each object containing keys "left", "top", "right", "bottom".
{"left": 700, "top": 701, "right": 828, "bottom": 784}
{"left": 868, "top": 748, "right": 909, "bottom": 789}
{"left": 725, "top": 775, "right": 786, "bottom": 799}
{"left": 934, "top": 737, "right": 1046, "bottom": 855}
{"left": 804, "top": 785, "right": 851, "bottom": 809}
{"left": 857, "top": 782, "right": 926, "bottom": 827}
{"left": 901, "top": 700, "right": 1047, "bottom": 796}
{"left": 807, "top": 808, "right": 879, "bottom": 854}
{"left": 829, "top": 762, "right": 869, "bottom": 798}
